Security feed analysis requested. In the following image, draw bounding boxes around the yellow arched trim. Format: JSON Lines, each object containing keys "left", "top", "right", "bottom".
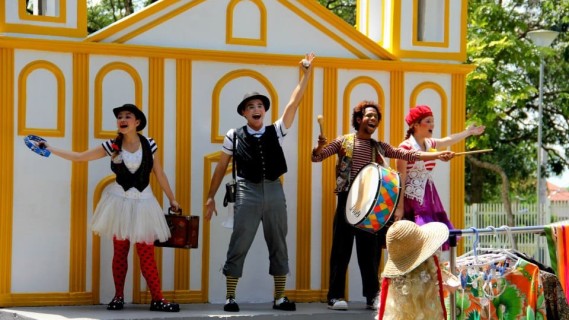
{"left": 94, "top": 62, "right": 143, "bottom": 139}
{"left": 411, "top": 0, "right": 449, "bottom": 47}
{"left": 342, "top": 76, "right": 385, "bottom": 141}
{"left": 226, "top": 0, "right": 267, "bottom": 47}
{"left": 17, "top": 60, "right": 65, "bottom": 137}
{"left": 90, "top": 175, "right": 116, "bottom": 305}
{"left": 18, "top": 0, "right": 66, "bottom": 23}
{"left": 409, "top": 82, "right": 448, "bottom": 137}
{"left": 211, "top": 69, "right": 278, "bottom": 143}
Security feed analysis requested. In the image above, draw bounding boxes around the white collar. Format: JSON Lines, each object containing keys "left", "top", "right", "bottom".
{"left": 409, "top": 134, "right": 432, "bottom": 151}
{"left": 246, "top": 125, "right": 265, "bottom": 136}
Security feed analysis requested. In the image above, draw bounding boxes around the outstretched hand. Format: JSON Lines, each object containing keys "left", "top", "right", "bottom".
{"left": 467, "top": 124, "right": 485, "bottom": 136}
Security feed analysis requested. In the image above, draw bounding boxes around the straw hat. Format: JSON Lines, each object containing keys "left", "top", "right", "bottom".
{"left": 382, "top": 220, "right": 449, "bottom": 277}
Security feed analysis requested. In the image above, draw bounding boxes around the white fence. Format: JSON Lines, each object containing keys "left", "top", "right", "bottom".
{"left": 463, "top": 201, "right": 569, "bottom": 266}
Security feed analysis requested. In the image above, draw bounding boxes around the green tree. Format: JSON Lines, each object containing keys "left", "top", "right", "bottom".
{"left": 465, "top": 0, "right": 569, "bottom": 204}
{"left": 87, "top": 0, "right": 145, "bottom": 33}
{"left": 317, "top": 0, "right": 356, "bottom": 26}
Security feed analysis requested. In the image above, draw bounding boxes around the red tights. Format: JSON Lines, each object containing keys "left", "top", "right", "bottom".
{"left": 112, "top": 238, "right": 163, "bottom": 301}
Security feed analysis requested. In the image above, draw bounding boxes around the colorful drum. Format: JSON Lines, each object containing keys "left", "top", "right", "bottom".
{"left": 345, "top": 163, "right": 401, "bottom": 233}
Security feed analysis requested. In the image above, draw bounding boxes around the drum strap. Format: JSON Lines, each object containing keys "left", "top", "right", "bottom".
{"left": 335, "top": 134, "right": 355, "bottom": 193}
{"left": 335, "top": 134, "right": 386, "bottom": 193}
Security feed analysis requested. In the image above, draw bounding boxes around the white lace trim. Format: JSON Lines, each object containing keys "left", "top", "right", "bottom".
{"left": 404, "top": 135, "right": 433, "bottom": 204}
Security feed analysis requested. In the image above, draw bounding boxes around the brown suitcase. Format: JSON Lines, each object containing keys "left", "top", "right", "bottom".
{"left": 154, "top": 208, "right": 199, "bottom": 249}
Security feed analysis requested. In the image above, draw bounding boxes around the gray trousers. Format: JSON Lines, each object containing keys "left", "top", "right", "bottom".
{"left": 222, "top": 179, "right": 290, "bottom": 277}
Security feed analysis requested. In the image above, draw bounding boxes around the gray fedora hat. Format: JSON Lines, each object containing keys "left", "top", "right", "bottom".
{"left": 237, "top": 92, "right": 270, "bottom": 115}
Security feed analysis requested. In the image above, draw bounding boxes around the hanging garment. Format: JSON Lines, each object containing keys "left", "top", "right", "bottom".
{"left": 541, "top": 270, "right": 569, "bottom": 320}
{"left": 545, "top": 223, "right": 569, "bottom": 303}
{"left": 452, "top": 256, "right": 546, "bottom": 319}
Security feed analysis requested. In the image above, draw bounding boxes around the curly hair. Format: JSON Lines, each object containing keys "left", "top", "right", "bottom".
{"left": 351, "top": 101, "right": 381, "bottom": 130}
{"left": 378, "top": 256, "right": 445, "bottom": 320}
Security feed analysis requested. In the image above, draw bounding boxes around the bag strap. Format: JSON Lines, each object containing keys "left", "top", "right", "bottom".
{"left": 231, "top": 130, "right": 236, "bottom": 181}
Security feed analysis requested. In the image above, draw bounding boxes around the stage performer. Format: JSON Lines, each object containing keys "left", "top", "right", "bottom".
{"left": 395, "top": 105, "right": 485, "bottom": 250}
{"left": 204, "top": 53, "right": 315, "bottom": 312}
{"left": 311, "top": 101, "right": 454, "bottom": 311}
{"left": 37, "top": 104, "right": 180, "bottom": 312}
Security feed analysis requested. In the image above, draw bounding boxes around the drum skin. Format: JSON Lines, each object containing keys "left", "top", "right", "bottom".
{"left": 345, "top": 163, "right": 401, "bottom": 233}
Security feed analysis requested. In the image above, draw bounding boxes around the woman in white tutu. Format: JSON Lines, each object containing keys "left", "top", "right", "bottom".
{"left": 39, "top": 104, "right": 180, "bottom": 312}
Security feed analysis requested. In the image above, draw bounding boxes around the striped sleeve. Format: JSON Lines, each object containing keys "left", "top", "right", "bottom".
{"left": 311, "top": 137, "right": 342, "bottom": 162}
{"left": 147, "top": 137, "right": 158, "bottom": 154}
{"left": 101, "top": 139, "right": 114, "bottom": 156}
{"left": 222, "top": 128, "right": 236, "bottom": 155}
{"left": 380, "top": 141, "right": 420, "bottom": 161}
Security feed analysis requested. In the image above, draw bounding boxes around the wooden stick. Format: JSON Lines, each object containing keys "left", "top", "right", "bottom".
{"left": 317, "top": 115, "right": 324, "bottom": 135}
{"left": 454, "top": 149, "right": 493, "bottom": 156}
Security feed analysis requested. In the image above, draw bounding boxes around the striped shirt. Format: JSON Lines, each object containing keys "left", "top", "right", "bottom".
{"left": 398, "top": 138, "right": 437, "bottom": 171}
{"left": 312, "top": 135, "right": 421, "bottom": 184}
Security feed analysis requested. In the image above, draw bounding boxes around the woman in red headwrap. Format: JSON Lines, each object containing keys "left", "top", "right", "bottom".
{"left": 394, "top": 105, "right": 484, "bottom": 250}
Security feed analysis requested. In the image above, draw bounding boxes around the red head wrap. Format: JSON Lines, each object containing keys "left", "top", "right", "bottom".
{"left": 405, "top": 105, "right": 433, "bottom": 126}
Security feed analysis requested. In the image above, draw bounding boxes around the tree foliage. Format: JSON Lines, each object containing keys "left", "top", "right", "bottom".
{"left": 465, "top": 0, "right": 569, "bottom": 203}
{"left": 87, "top": 0, "right": 153, "bottom": 33}
{"left": 317, "top": 0, "right": 356, "bottom": 26}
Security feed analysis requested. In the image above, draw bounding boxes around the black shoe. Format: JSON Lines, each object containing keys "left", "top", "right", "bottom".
{"left": 149, "top": 299, "right": 180, "bottom": 312}
{"left": 106, "top": 297, "right": 124, "bottom": 310}
{"left": 273, "top": 296, "right": 296, "bottom": 311}
{"left": 366, "top": 296, "right": 377, "bottom": 310}
{"left": 224, "top": 297, "right": 239, "bottom": 312}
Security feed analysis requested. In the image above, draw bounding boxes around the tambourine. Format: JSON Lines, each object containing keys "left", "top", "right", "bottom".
{"left": 23, "top": 135, "right": 51, "bottom": 157}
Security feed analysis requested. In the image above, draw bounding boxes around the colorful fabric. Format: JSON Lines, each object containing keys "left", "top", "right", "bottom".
{"left": 541, "top": 270, "right": 569, "bottom": 320}
{"left": 545, "top": 223, "right": 569, "bottom": 303}
{"left": 450, "top": 258, "right": 546, "bottom": 320}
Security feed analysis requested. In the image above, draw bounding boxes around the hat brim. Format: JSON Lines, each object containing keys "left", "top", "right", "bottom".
{"left": 237, "top": 94, "right": 270, "bottom": 115}
{"left": 381, "top": 222, "right": 449, "bottom": 277}
{"left": 113, "top": 104, "right": 147, "bottom": 131}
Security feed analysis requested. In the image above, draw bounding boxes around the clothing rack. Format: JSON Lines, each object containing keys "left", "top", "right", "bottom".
{"left": 448, "top": 225, "right": 546, "bottom": 320}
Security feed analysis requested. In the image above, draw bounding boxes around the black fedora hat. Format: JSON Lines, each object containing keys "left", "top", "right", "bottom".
{"left": 237, "top": 92, "right": 270, "bottom": 115}
{"left": 113, "top": 104, "right": 147, "bottom": 131}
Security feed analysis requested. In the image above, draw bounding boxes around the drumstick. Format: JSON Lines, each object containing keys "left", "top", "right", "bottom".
{"left": 317, "top": 115, "right": 324, "bottom": 135}
{"left": 454, "top": 149, "right": 493, "bottom": 156}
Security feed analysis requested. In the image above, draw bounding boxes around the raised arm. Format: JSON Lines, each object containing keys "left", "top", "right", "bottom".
{"left": 280, "top": 52, "right": 315, "bottom": 129}
{"left": 434, "top": 124, "right": 485, "bottom": 149}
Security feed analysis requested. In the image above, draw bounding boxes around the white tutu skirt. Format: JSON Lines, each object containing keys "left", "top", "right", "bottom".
{"left": 91, "top": 183, "right": 170, "bottom": 244}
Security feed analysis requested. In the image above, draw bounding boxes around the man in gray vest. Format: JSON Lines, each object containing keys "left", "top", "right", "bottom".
{"left": 205, "top": 53, "right": 315, "bottom": 312}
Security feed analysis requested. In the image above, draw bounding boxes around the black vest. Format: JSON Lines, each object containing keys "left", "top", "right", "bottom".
{"left": 234, "top": 125, "right": 287, "bottom": 183}
{"left": 111, "top": 134, "right": 154, "bottom": 192}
